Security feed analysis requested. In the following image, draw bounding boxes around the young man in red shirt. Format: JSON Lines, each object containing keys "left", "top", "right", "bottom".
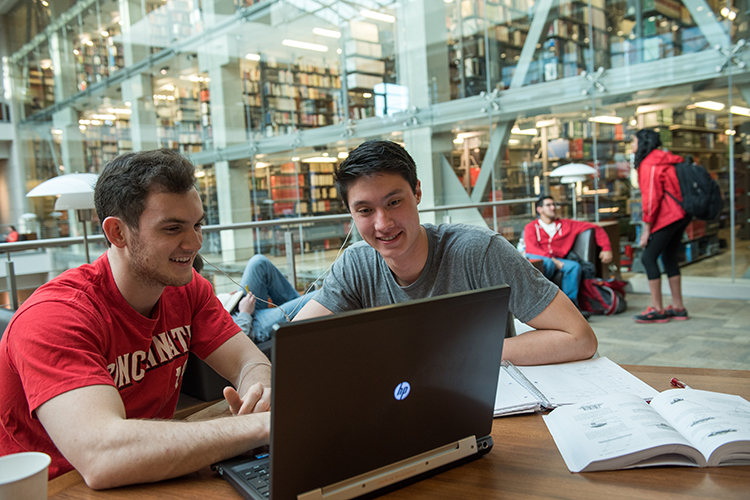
{"left": 0, "top": 150, "right": 271, "bottom": 489}
{"left": 524, "top": 196, "right": 613, "bottom": 307}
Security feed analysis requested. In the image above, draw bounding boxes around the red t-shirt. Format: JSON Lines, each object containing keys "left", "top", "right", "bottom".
{"left": 0, "top": 254, "right": 240, "bottom": 479}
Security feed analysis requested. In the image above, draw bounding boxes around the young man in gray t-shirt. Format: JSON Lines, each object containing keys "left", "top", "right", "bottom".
{"left": 294, "top": 140, "right": 597, "bottom": 365}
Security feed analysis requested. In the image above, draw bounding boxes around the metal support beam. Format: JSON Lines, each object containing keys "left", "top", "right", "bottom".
{"left": 682, "top": 0, "right": 729, "bottom": 50}
{"left": 471, "top": 122, "right": 512, "bottom": 204}
{"left": 5, "top": 260, "right": 18, "bottom": 310}
{"left": 510, "top": 0, "right": 555, "bottom": 89}
{"left": 284, "top": 231, "right": 297, "bottom": 288}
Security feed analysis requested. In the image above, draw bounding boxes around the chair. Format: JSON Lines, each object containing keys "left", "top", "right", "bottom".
{"left": 0, "top": 307, "right": 15, "bottom": 339}
{"left": 180, "top": 340, "right": 272, "bottom": 402}
{"left": 550, "top": 228, "right": 600, "bottom": 288}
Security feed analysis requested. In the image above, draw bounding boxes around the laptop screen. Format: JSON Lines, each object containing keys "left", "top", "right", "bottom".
{"left": 269, "top": 285, "right": 510, "bottom": 499}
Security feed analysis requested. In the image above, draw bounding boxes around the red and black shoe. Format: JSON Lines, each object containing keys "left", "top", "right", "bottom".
{"left": 665, "top": 305, "right": 689, "bottom": 320}
{"left": 634, "top": 306, "right": 670, "bottom": 324}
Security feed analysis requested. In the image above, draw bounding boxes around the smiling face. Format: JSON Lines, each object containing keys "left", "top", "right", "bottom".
{"left": 126, "top": 187, "right": 205, "bottom": 290}
{"left": 347, "top": 173, "right": 427, "bottom": 282}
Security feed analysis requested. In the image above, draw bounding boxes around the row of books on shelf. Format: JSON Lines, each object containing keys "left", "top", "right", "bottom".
{"left": 641, "top": 108, "right": 719, "bottom": 129}
{"left": 459, "top": 0, "right": 534, "bottom": 21}
{"left": 312, "top": 187, "right": 337, "bottom": 200}
{"left": 671, "top": 131, "right": 718, "bottom": 150}
{"left": 310, "top": 173, "right": 335, "bottom": 186}
{"left": 557, "top": 1, "right": 606, "bottom": 31}
{"left": 568, "top": 139, "right": 620, "bottom": 160}
{"left": 271, "top": 199, "right": 337, "bottom": 216}
{"left": 547, "top": 19, "right": 608, "bottom": 51}
{"left": 271, "top": 188, "right": 304, "bottom": 201}
{"left": 626, "top": 0, "right": 692, "bottom": 23}
{"left": 262, "top": 59, "right": 339, "bottom": 76}
{"left": 263, "top": 82, "right": 338, "bottom": 99}
{"left": 270, "top": 174, "right": 305, "bottom": 188}
{"left": 300, "top": 113, "right": 334, "bottom": 126}
{"left": 560, "top": 121, "right": 626, "bottom": 140}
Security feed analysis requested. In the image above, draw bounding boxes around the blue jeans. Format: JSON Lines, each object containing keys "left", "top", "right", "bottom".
{"left": 239, "top": 255, "right": 317, "bottom": 340}
{"left": 526, "top": 254, "right": 582, "bottom": 305}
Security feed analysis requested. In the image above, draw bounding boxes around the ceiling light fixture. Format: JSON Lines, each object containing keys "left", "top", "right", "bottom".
{"left": 361, "top": 10, "right": 395, "bottom": 23}
{"left": 689, "top": 101, "right": 725, "bottom": 111}
{"left": 589, "top": 116, "right": 623, "bottom": 124}
{"left": 282, "top": 39, "right": 328, "bottom": 52}
{"left": 313, "top": 28, "right": 341, "bottom": 38}
{"left": 302, "top": 156, "right": 338, "bottom": 163}
{"left": 730, "top": 106, "right": 750, "bottom": 116}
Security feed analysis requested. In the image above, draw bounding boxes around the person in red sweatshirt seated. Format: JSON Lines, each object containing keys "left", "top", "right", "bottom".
{"left": 1, "top": 226, "right": 18, "bottom": 243}
{"left": 524, "top": 196, "right": 613, "bottom": 307}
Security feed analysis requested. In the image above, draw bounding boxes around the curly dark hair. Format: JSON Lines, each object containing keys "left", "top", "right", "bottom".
{"left": 335, "top": 140, "right": 418, "bottom": 212}
{"left": 95, "top": 149, "right": 196, "bottom": 246}
{"left": 634, "top": 129, "right": 662, "bottom": 168}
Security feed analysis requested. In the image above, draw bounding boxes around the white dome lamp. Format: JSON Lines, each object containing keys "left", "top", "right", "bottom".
{"left": 26, "top": 173, "right": 98, "bottom": 263}
{"left": 549, "top": 163, "right": 596, "bottom": 219}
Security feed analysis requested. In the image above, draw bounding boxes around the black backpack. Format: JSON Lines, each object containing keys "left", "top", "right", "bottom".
{"left": 666, "top": 157, "right": 723, "bottom": 220}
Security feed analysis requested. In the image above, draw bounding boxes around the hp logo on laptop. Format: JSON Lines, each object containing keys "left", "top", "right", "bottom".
{"left": 394, "top": 382, "right": 411, "bottom": 401}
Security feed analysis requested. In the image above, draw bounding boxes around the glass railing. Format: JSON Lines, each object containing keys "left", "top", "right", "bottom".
{"left": 0, "top": 197, "right": 536, "bottom": 309}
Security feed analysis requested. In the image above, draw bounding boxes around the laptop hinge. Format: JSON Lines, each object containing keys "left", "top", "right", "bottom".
{"left": 297, "top": 436, "right": 478, "bottom": 500}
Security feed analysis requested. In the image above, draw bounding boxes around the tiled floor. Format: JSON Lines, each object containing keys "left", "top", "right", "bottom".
{"left": 593, "top": 235, "right": 750, "bottom": 371}
{"left": 589, "top": 292, "right": 750, "bottom": 370}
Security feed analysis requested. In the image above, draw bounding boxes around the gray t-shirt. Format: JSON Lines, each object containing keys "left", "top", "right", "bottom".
{"left": 315, "top": 223, "right": 558, "bottom": 323}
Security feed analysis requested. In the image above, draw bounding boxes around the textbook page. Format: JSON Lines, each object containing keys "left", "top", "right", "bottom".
{"left": 650, "top": 389, "right": 750, "bottom": 466}
{"left": 516, "top": 357, "right": 658, "bottom": 407}
{"left": 543, "top": 392, "right": 704, "bottom": 472}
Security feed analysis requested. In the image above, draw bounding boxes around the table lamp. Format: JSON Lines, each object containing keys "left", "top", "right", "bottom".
{"left": 549, "top": 163, "right": 596, "bottom": 219}
{"left": 26, "top": 173, "right": 98, "bottom": 263}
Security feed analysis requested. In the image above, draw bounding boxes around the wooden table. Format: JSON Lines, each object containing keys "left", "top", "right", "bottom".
{"left": 48, "top": 365, "right": 750, "bottom": 499}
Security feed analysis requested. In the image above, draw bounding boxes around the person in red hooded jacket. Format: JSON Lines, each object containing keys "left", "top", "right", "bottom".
{"left": 633, "top": 129, "right": 691, "bottom": 323}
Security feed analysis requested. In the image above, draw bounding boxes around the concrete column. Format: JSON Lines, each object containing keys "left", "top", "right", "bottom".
{"left": 214, "top": 160, "right": 255, "bottom": 263}
{"left": 396, "top": 0, "right": 453, "bottom": 225}
{"left": 121, "top": 73, "right": 158, "bottom": 151}
{"left": 118, "top": 0, "right": 150, "bottom": 67}
{"left": 49, "top": 30, "right": 78, "bottom": 101}
{"left": 198, "top": 4, "right": 254, "bottom": 262}
{"left": 53, "top": 107, "right": 86, "bottom": 174}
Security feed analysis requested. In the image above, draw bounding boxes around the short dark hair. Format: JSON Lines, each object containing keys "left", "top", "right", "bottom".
{"left": 536, "top": 196, "right": 554, "bottom": 209}
{"left": 634, "top": 129, "right": 662, "bottom": 168}
{"left": 335, "top": 140, "right": 418, "bottom": 211}
{"left": 95, "top": 149, "right": 196, "bottom": 245}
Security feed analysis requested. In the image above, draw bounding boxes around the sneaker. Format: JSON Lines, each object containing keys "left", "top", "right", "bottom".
{"left": 665, "top": 305, "right": 689, "bottom": 320}
{"left": 634, "top": 306, "right": 670, "bottom": 324}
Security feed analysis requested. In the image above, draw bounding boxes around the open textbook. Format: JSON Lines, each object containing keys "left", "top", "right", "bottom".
{"left": 216, "top": 291, "right": 243, "bottom": 313}
{"left": 494, "top": 357, "right": 658, "bottom": 416}
{"left": 543, "top": 389, "right": 750, "bottom": 472}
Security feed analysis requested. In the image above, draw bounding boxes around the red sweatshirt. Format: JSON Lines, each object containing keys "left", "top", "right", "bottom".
{"left": 524, "top": 218, "right": 612, "bottom": 259}
{"left": 637, "top": 149, "right": 686, "bottom": 233}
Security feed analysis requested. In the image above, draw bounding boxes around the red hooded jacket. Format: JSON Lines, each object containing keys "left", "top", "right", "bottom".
{"left": 638, "top": 149, "right": 686, "bottom": 233}
{"left": 524, "top": 218, "right": 612, "bottom": 259}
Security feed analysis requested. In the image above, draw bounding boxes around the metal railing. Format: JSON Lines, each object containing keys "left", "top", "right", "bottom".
{"left": 1, "top": 197, "right": 537, "bottom": 309}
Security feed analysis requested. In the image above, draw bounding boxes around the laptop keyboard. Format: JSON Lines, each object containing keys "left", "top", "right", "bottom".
{"left": 238, "top": 455, "right": 271, "bottom": 498}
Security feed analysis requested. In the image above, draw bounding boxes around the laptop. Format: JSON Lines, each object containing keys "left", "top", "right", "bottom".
{"left": 213, "top": 285, "right": 510, "bottom": 500}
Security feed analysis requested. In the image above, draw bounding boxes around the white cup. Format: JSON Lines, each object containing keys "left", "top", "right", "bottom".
{"left": 0, "top": 452, "right": 51, "bottom": 500}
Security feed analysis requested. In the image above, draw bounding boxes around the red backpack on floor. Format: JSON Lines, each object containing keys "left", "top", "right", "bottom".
{"left": 579, "top": 279, "right": 628, "bottom": 315}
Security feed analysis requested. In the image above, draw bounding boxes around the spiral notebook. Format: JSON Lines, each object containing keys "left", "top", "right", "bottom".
{"left": 494, "top": 357, "right": 658, "bottom": 417}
